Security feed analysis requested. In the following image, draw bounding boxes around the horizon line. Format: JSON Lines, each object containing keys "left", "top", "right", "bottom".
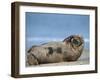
{"left": 27, "top": 37, "right": 89, "bottom": 43}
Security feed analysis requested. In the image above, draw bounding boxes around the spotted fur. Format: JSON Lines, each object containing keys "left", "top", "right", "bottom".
{"left": 27, "top": 35, "right": 84, "bottom": 65}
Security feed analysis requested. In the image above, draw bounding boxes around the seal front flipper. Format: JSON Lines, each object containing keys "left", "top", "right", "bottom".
{"left": 27, "top": 53, "right": 39, "bottom": 65}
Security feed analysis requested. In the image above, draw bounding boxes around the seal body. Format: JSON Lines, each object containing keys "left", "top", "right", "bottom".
{"left": 27, "top": 35, "right": 84, "bottom": 65}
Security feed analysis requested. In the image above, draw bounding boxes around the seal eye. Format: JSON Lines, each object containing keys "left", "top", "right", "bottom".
{"left": 72, "top": 39, "right": 81, "bottom": 46}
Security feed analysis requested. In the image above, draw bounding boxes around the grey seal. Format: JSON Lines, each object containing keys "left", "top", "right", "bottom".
{"left": 27, "top": 35, "right": 84, "bottom": 65}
